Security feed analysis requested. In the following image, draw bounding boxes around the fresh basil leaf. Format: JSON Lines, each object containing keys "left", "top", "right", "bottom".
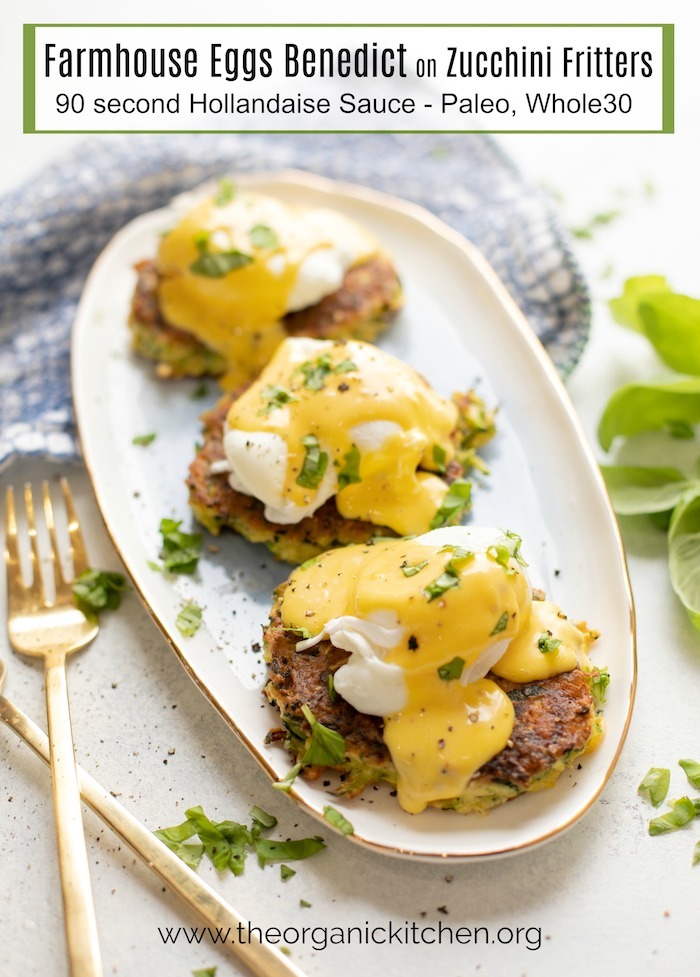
{"left": 649, "top": 796, "right": 697, "bottom": 836}
{"left": 184, "top": 806, "right": 250, "bottom": 876}
{"left": 600, "top": 465, "right": 693, "bottom": 515}
{"left": 437, "top": 656, "right": 465, "bottom": 681}
{"left": 489, "top": 611, "right": 509, "bottom": 636}
{"left": 296, "top": 435, "right": 329, "bottom": 490}
{"left": 668, "top": 489, "right": 700, "bottom": 629}
{"left": 337, "top": 444, "right": 362, "bottom": 490}
{"left": 190, "top": 235, "right": 253, "bottom": 278}
{"left": 255, "top": 836, "right": 326, "bottom": 867}
{"left": 637, "top": 767, "right": 671, "bottom": 808}
{"left": 401, "top": 559, "right": 428, "bottom": 578}
{"left": 430, "top": 480, "right": 472, "bottom": 529}
{"left": 72, "top": 568, "right": 128, "bottom": 618}
{"left": 323, "top": 805, "right": 354, "bottom": 835}
{"left": 638, "top": 292, "right": 700, "bottom": 376}
{"left": 176, "top": 601, "right": 202, "bottom": 637}
{"left": 679, "top": 758, "right": 700, "bottom": 789}
{"left": 249, "top": 223, "right": 279, "bottom": 249}
{"left": 300, "top": 705, "right": 346, "bottom": 766}
{"left": 132, "top": 432, "right": 156, "bottom": 446}
{"left": 159, "top": 518, "right": 202, "bottom": 574}
{"left": 609, "top": 275, "right": 671, "bottom": 332}
{"left": 249, "top": 806, "right": 278, "bottom": 830}
{"left": 598, "top": 379, "right": 700, "bottom": 451}
{"left": 214, "top": 178, "right": 236, "bottom": 206}
{"left": 258, "top": 384, "right": 298, "bottom": 415}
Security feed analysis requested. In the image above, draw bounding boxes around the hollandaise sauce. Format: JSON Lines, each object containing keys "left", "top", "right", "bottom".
{"left": 223, "top": 337, "right": 460, "bottom": 535}
{"left": 279, "top": 528, "right": 595, "bottom": 814}
{"left": 156, "top": 190, "right": 378, "bottom": 389}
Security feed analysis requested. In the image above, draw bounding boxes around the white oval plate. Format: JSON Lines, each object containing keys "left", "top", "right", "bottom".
{"left": 73, "top": 170, "right": 635, "bottom": 861}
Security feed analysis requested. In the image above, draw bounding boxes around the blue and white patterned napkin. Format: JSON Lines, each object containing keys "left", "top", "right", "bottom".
{"left": 0, "top": 133, "right": 589, "bottom": 468}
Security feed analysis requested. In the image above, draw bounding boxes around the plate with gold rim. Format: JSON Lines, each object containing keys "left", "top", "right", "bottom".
{"left": 72, "top": 169, "right": 636, "bottom": 860}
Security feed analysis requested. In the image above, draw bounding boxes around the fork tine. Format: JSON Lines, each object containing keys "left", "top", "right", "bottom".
{"left": 23, "top": 483, "right": 45, "bottom": 601}
{"left": 42, "top": 481, "right": 67, "bottom": 595}
{"left": 4, "top": 486, "right": 25, "bottom": 593}
{"left": 60, "top": 478, "right": 88, "bottom": 579}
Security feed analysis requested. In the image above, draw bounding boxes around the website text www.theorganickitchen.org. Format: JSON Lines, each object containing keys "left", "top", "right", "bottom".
{"left": 157, "top": 919, "right": 543, "bottom": 952}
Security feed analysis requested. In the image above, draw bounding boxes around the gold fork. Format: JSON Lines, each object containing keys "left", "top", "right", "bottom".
{"left": 5, "top": 478, "right": 103, "bottom": 977}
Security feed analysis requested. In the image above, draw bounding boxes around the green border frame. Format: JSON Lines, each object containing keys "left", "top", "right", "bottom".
{"left": 23, "top": 23, "right": 674, "bottom": 135}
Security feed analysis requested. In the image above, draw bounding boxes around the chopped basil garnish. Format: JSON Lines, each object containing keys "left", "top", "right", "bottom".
{"left": 280, "top": 864, "right": 296, "bottom": 881}
{"left": 191, "top": 382, "right": 209, "bottom": 400}
{"left": 214, "top": 178, "right": 236, "bottom": 206}
{"left": 132, "top": 432, "right": 156, "bottom": 447}
{"left": 255, "top": 836, "right": 326, "bottom": 868}
{"left": 258, "top": 384, "right": 298, "bottom": 415}
{"left": 423, "top": 570, "right": 460, "bottom": 603}
{"left": 300, "top": 899, "right": 312, "bottom": 908}
{"left": 323, "top": 805, "right": 354, "bottom": 835}
{"left": 590, "top": 667, "right": 611, "bottom": 703}
{"left": 193, "top": 967, "right": 217, "bottom": 977}
{"left": 638, "top": 768, "right": 671, "bottom": 808}
{"left": 487, "top": 530, "right": 528, "bottom": 575}
{"left": 155, "top": 803, "right": 323, "bottom": 877}
{"left": 158, "top": 518, "right": 202, "bottom": 574}
{"left": 337, "top": 444, "right": 362, "bottom": 490}
{"left": 327, "top": 673, "right": 337, "bottom": 702}
{"left": 298, "top": 554, "right": 322, "bottom": 571}
{"left": 294, "top": 354, "right": 358, "bottom": 391}
{"left": 694, "top": 841, "right": 700, "bottom": 867}
{"left": 432, "top": 444, "right": 447, "bottom": 474}
{"left": 190, "top": 234, "right": 253, "bottom": 278}
{"left": 490, "top": 611, "right": 509, "bottom": 636}
{"left": 72, "top": 568, "right": 128, "bottom": 619}
{"left": 437, "top": 656, "right": 466, "bottom": 681}
{"left": 296, "top": 434, "right": 329, "bottom": 489}
{"left": 430, "top": 480, "right": 472, "bottom": 529}
{"left": 300, "top": 704, "right": 346, "bottom": 766}
{"left": 334, "top": 359, "right": 358, "bottom": 375}
{"left": 679, "top": 758, "right": 700, "bottom": 789}
{"left": 401, "top": 559, "right": 429, "bottom": 578}
{"left": 176, "top": 601, "right": 202, "bottom": 637}
{"left": 649, "top": 797, "right": 697, "bottom": 835}
{"left": 249, "top": 806, "right": 277, "bottom": 830}
{"left": 272, "top": 762, "right": 302, "bottom": 792}
{"left": 283, "top": 625, "right": 313, "bottom": 641}
{"left": 249, "top": 223, "right": 279, "bottom": 249}
{"left": 537, "top": 632, "right": 562, "bottom": 653}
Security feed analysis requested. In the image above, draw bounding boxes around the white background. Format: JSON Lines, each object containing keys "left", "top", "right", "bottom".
{"left": 1, "top": 2, "right": 699, "bottom": 977}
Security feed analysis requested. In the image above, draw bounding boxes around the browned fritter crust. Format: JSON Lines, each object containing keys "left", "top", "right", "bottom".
{"left": 261, "top": 590, "right": 600, "bottom": 806}
{"left": 129, "top": 255, "right": 403, "bottom": 379}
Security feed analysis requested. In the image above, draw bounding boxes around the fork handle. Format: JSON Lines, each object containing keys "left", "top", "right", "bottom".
{"left": 44, "top": 656, "right": 103, "bottom": 977}
{"left": 0, "top": 693, "right": 307, "bottom": 977}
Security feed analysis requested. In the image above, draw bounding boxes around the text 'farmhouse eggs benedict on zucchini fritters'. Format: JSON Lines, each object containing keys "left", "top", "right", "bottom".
{"left": 263, "top": 527, "right": 606, "bottom": 815}
{"left": 129, "top": 181, "right": 403, "bottom": 386}
{"left": 187, "top": 337, "right": 497, "bottom": 563}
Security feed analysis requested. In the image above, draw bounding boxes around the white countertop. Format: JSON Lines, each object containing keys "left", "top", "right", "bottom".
{"left": 2, "top": 3, "right": 699, "bottom": 976}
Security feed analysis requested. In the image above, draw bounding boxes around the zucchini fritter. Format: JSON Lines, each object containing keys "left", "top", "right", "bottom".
{"left": 129, "top": 256, "right": 403, "bottom": 379}
{"left": 262, "top": 596, "right": 604, "bottom": 813}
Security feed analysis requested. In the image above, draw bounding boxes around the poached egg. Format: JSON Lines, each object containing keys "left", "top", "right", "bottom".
{"left": 157, "top": 187, "right": 380, "bottom": 389}
{"left": 279, "top": 526, "right": 593, "bottom": 814}
{"left": 219, "top": 337, "right": 462, "bottom": 536}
